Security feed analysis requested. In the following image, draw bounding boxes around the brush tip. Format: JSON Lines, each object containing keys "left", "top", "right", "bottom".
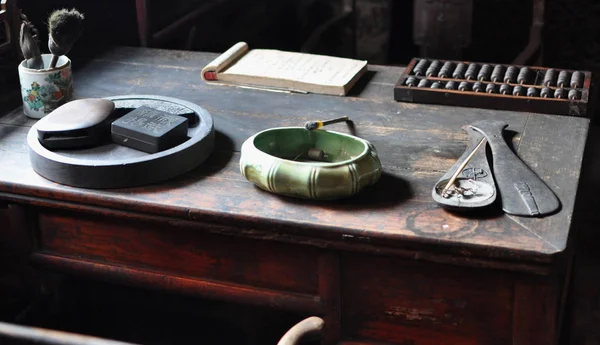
{"left": 304, "top": 121, "right": 319, "bottom": 130}
{"left": 48, "top": 8, "right": 85, "bottom": 53}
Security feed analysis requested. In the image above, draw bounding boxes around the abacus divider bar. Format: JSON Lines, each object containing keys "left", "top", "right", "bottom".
{"left": 393, "top": 87, "right": 587, "bottom": 119}
{"left": 419, "top": 76, "right": 589, "bottom": 90}
{"left": 394, "top": 84, "right": 584, "bottom": 102}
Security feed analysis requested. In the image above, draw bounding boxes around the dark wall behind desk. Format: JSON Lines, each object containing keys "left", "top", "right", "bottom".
{"left": 13, "top": 0, "right": 600, "bottom": 73}
{"left": 17, "top": 0, "right": 140, "bottom": 58}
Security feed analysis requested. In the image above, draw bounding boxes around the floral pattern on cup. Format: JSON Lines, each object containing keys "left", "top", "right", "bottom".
{"left": 23, "top": 70, "right": 73, "bottom": 114}
{"left": 18, "top": 54, "right": 73, "bottom": 119}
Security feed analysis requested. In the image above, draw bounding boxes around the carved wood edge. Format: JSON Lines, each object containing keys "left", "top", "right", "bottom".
{"left": 30, "top": 253, "right": 324, "bottom": 314}
{"left": 0, "top": 193, "right": 559, "bottom": 273}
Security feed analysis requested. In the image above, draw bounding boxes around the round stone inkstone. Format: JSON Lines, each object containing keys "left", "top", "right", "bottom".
{"left": 36, "top": 98, "right": 116, "bottom": 150}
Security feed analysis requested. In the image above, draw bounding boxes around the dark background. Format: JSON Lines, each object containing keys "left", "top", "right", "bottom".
{"left": 13, "top": 0, "right": 600, "bottom": 72}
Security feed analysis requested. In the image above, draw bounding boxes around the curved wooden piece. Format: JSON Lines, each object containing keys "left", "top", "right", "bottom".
{"left": 277, "top": 316, "right": 324, "bottom": 345}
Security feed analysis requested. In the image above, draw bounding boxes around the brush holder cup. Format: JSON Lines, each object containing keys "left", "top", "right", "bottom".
{"left": 18, "top": 54, "right": 73, "bottom": 119}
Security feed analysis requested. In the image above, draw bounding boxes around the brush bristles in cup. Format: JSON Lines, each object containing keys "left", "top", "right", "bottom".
{"left": 48, "top": 8, "right": 84, "bottom": 68}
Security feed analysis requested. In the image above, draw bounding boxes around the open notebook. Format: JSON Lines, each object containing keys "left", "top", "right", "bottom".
{"left": 201, "top": 42, "right": 368, "bottom": 96}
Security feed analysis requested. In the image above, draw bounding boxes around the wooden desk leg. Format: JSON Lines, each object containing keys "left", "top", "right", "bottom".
{"left": 513, "top": 276, "right": 559, "bottom": 345}
{"left": 318, "top": 252, "right": 341, "bottom": 345}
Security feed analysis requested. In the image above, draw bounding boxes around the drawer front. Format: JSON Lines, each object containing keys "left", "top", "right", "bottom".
{"left": 37, "top": 211, "right": 319, "bottom": 294}
{"left": 342, "top": 254, "right": 513, "bottom": 345}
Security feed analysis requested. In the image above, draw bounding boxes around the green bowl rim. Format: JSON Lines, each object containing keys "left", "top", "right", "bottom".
{"left": 247, "top": 126, "right": 372, "bottom": 167}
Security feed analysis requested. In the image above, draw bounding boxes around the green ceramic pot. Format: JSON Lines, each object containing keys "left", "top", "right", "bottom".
{"left": 240, "top": 127, "right": 382, "bottom": 200}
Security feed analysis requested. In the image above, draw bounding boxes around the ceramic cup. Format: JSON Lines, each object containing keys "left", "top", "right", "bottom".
{"left": 18, "top": 54, "right": 73, "bottom": 119}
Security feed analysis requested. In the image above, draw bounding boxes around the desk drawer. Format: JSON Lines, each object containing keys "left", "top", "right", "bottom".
{"left": 342, "top": 254, "right": 513, "bottom": 345}
{"left": 36, "top": 211, "right": 319, "bottom": 295}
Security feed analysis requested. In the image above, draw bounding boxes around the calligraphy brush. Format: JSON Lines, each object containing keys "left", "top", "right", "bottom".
{"left": 304, "top": 116, "right": 349, "bottom": 130}
{"left": 47, "top": 8, "right": 85, "bottom": 69}
{"left": 19, "top": 16, "right": 43, "bottom": 69}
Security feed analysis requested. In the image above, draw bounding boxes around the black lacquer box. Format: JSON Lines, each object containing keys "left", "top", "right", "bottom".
{"left": 111, "top": 106, "right": 189, "bottom": 153}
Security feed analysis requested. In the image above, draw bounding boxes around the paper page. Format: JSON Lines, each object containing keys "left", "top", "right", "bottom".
{"left": 221, "top": 49, "right": 367, "bottom": 87}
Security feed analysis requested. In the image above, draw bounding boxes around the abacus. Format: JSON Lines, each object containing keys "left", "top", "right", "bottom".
{"left": 394, "top": 58, "right": 594, "bottom": 117}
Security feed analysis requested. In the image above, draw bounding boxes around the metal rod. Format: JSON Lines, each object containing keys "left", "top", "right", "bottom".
{"left": 441, "top": 137, "right": 486, "bottom": 198}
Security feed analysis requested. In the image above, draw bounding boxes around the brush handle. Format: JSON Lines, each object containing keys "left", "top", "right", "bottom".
{"left": 49, "top": 55, "right": 59, "bottom": 69}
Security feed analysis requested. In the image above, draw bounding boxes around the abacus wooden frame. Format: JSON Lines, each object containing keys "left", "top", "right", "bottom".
{"left": 394, "top": 58, "right": 594, "bottom": 118}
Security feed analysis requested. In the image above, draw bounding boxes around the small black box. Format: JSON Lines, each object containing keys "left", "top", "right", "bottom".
{"left": 111, "top": 106, "right": 189, "bottom": 153}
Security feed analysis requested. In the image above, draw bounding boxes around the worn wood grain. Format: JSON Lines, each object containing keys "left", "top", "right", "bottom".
{"left": 30, "top": 253, "right": 323, "bottom": 315}
{"left": 341, "top": 253, "right": 514, "bottom": 345}
{"left": 0, "top": 193, "right": 558, "bottom": 275}
{"left": 512, "top": 277, "right": 559, "bottom": 345}
{"left": 0, "top": 46, "right": 590, "bottom": 345}
{"left": 318, "top": 253, "right": 341, "bottom": 345}
{"left": 37, "top": 210, "right": 319, "bottom": 294}
{"left": 0, "top": 47, "right": 590, "bottom": 266}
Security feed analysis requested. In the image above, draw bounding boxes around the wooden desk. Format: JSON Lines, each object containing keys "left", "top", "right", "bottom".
{"left": 0, "top": 47, "right": 590, "bottom": 345}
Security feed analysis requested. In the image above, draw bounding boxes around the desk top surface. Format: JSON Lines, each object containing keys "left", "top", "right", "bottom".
{"left": 0, "top": 47, "right": 590, "bottom": 265}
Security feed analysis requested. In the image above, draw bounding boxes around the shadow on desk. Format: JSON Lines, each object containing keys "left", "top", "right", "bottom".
{"left": 268, "top": 171, "right": 413, "bottom": 211}
{"left": 346, "top": 70, "right": 377, "bottom": 98}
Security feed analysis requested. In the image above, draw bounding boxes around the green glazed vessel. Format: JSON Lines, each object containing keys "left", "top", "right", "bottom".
{"left": 240, "top": 127, "right": 382, "bottom": 200}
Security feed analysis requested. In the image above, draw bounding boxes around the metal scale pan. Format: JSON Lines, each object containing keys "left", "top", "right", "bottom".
{"left": 27, "top": 95, "right": 215, "bottom": 189}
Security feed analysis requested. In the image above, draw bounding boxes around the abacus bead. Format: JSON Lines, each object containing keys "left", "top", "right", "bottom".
{"left": 504, "top": 66, "right": 517, "bottom": 83}
{"left": 406, "top": 77, "right": 417, "bottom": 86}
{"left": 543, "top": 69, "right": 556, "bottom": 86}
{"left": 438, "top": 61, "right": 454, "bottom": 78}
{"left": 491, "top": 65, "right": 504, "bottom": 82}
{"left": 426, "top": 60, "right": 442, "bottom": 77}
{"left": 418, "top": 79, "right": 429, "bottom": 87}
{"left": 486, "top": 83, "right": 496, "bottom": 93}
{"left": 414, "top": 59, "right": 429, "bottom": 76}
{"left": 527, "top": 87, "right": 537, "bottom": 97}
{"left": 540, "top": 87, "right": 551, "bottom": 98}
{"left": 570, "top": 71, "right": 583, "bottom": 88}
{"left": 453, "top": 63, "right": 466, "bottom": 79}
{"left": 517, "top": 67, "right": 529, "bottom": 84}
{"left": 458, "top": 81, "right": 469, "bottom": 91}
{"left": 512, "top": 85, "right": 523, "bottom": 96}
{"left": 557, "top": 70, "right": 569, "bottom": 87}
{"left": 554, "top": 88, "right": 565, "bottom": 99}
{"left": 500, "top": 84, "right": 511, "bottom": 94}
{"left": 569, "top": 89, "right": 579, "bottom": 100}
{"left": 465, "top": 63, "right": 478, "bottom": 80}
{"left": 445, "top": 81, "right": 457, "bottom": 90}
{"left": 473, "top": 81, "right": 483, "bottom": 92}
{"left": 431, "top": 82, "right": 442, "bottom": 89}
{"left": 478, "top": 64, "right": 492, "bottom": 81}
